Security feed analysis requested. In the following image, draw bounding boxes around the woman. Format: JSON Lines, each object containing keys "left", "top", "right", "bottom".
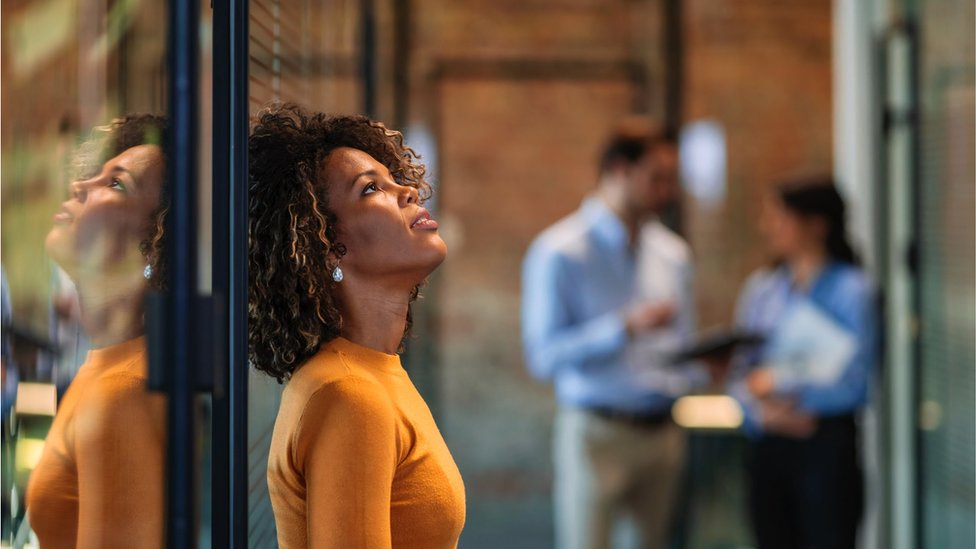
{"left": 27, "top": 114, "right": 168, "bottom": 548}
{"left": 248, "top": 104, "right": 465, "bottom": 549}
{"left": 730, "top": 177, "right": 876, "bottom": 549}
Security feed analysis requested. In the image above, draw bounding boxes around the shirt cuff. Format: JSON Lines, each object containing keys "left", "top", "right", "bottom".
{"left": 593, "top": 310, "right": 629, "bottom": 356}
{"left": 770, "top": 364, "right": 804, "bottom": 395}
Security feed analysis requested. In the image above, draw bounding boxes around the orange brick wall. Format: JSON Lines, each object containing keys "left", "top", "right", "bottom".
{"left": 683, "top": 0, "right": 834, "bottom": 327}
{"left": 404, "top": 1, "right": 834, "bottom": 545}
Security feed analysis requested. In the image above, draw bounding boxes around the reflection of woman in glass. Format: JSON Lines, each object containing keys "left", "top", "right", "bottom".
{"left": 730, "top": 178, "right": 876, "bottom": 549}
{"left": 27, "top": 114, "right": 168, "bottom": 548}
{"left": 249, "top": 104, "right": 465, "bottom": 548}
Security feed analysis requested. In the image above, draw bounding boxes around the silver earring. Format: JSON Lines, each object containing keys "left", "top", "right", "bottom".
{"left": 143, "top": 264, "right": 153, "bottom": 280}
{"left": 331, "top": 266, "right": 344, "bottom": 282}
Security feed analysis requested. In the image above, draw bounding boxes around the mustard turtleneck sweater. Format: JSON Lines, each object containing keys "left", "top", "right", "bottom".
{"left": 26, "top": 336, "right": 166, "bottom": 548}
{"left": 267, "top": 336, "right": 466, "bottom": 548}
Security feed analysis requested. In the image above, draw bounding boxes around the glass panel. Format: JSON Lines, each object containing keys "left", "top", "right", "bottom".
{"left": 1, "top": 0, "right": 169, "bottom": 542}
{"left": 246, "top": 2, "right": 363, "bottom": 547}
{"left": 1, "top": 1, "right": 211, "bottom": 546}
{"left": 198, "top": 4, "right": 214, "bottom": 548}
{"left": 916, "top": 0, "right": 976, "bottom": 547}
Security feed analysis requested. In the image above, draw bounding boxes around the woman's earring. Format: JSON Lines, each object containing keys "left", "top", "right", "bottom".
{"left": 331, "top": 266, "right": 344, "bottom": 282}
{"left": 143, "top": 264, "right": 153, "bottom": 280}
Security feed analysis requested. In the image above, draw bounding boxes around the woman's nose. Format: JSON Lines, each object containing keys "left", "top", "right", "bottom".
{"left": 399, "top": 184, "right": 419, "bottom": 207}
{"left": 69, "top": 179, "right": 87, "bottom": 202}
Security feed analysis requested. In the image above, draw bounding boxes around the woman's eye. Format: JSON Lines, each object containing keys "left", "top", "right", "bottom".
{"left": 109, "top": 178, "right": 127, "bottom": 191}
{"left": 362, "top": 182, "right": 378, "bottom": 195}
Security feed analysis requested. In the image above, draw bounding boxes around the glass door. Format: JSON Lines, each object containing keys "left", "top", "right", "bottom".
{"left": 0, "top": 0, "right": 201, "bottom": 546}
{"left": 1, "top": 0, "right": 224, "bottom": 546}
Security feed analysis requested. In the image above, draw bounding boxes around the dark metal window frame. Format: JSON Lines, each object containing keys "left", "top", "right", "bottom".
{"left": 212, "top": 0, "right": 250, "bottom": 548}
{"left": 149, "top": 0, "right": 249, "bottom": 547}
{"left": 155, "top": 0, "right": 202, "bottom": 546}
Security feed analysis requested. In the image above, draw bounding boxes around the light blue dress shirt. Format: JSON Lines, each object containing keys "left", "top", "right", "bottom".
{"left": 521, "top": 196, "right": 706, "bottom": 413}
{"left": 730, "top": 261, "right": 878, "bottom": 437}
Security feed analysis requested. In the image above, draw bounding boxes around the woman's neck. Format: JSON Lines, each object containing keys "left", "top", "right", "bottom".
{"left": 788, "top": 247, "right": 829, "bottom": 290}
{"left": 338, "top": 280, "right": 410, "bottom": 355}
{"left": 75, "top": 274, "right": 146, "bottom": 348}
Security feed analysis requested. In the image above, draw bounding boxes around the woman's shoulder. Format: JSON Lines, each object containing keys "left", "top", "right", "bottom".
{"left": 306, "top": 375, "right": 394, "bottom": 416}
{"left": 73, "top": 362, "right": 165, "bottom": 444}
{"left": 84, "top": 358, "right": 156, "bottom": 405}
{"left": 289, "top": 341, "right": 390, "bottom": 388}
{"left": 827, "top": 262, "right": 872, "bottom": 292}
{"left": 286, "top": 375, "right": 399, "bottom": 463}
{"left": 833, "top": 261, "right": 871, "bottom": 287}
{"left": 287, "top": 352, "right": 395, "bottom": 418}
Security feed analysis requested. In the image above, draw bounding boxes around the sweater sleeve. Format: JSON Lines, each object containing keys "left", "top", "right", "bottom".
{"left": 296, "top": 376, "right": 400, "bottom": 549}
{"left": 74, "top": 374, "right": 166, "bottom": 549}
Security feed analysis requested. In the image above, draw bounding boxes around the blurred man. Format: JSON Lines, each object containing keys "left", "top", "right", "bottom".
{"left": 522, "top": 119, "right": 705, "bottom": 549}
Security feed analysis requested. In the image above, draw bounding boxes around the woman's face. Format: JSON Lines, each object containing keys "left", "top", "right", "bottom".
{"left": 759, "top": 193, "right": 825, "bottom": 258}
{"left": 322, "top": 147, "right": 446, "bottom": 288}
{"left": 46, "top": 144, "right": 165, "bottom": 280}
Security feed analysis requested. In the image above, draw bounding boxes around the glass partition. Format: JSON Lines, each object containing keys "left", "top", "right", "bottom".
{"left": 1, "top": 1, "right": 213, "bottom": 546}
{"left": 246, "top": 2, "right": 365, "bottom": 545}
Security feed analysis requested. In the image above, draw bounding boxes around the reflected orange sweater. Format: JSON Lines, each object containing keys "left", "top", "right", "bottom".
{"left": 26, "top": 336, "right": 166, "bottom": 549}
{"left": 268, "top": 337, "right": 466, "bottom": 548}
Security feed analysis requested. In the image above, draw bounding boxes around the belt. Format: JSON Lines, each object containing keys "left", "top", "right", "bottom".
{"left": 586, "top": 406, "right": 673, "bottom": 428}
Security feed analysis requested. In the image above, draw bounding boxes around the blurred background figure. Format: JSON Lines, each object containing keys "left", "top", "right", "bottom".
{"left": 25, "top": 115, "right": 169, "bottom": 548}
{"left": 522, "top": 119, "right": 707, "bottom": 549}
{"left": 728, "top": 178, "right": 875, "bottom": 549}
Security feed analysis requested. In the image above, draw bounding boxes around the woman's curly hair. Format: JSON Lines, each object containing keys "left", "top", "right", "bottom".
{"left": 74, "top": 114, "right": 169, "bottom": 289}
{"left": 248, "top": 103, "right": 432, "bottom": 382}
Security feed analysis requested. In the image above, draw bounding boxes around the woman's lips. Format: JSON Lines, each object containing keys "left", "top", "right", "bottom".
{"left": 53, "top": 206, "right": 73, "bottom": 224}
{"left": 411, "top": 208, "right": 439, "bottom": 230}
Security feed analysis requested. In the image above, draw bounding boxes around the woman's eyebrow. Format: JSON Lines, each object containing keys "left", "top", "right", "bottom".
{"left": 110, "top": 165, "right": 138, "bottom": 187}
{"left": 351, "top": 169, "right": 380, "bottom": 187}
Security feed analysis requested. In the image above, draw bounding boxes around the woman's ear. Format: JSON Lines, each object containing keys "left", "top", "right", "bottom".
{"left": 326, "top": 241, "right": 347, "bottom": 270}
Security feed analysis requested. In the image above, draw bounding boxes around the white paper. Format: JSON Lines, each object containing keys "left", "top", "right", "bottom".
{"left": 764, "top": 298, "right": 857, "bottom": 386}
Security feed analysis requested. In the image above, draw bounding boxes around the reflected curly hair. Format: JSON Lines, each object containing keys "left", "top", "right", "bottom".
{"left": 248, "top": 103, "right": 432, "bottom": 382}
{"left": 74, "top": 113, "right": 169, "bottom": 289}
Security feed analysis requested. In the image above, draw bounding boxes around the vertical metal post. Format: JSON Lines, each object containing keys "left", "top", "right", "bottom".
{"left": 880, "top": 18, "right": 920, "bottom": 549}
{"left": 661, "top": 0, "right": 685, "bottom": 235}
{"left": 360, "top": 0, "right": 377, "bottom": 117}
{"left": 392, "top": 0, "right": 410, "bottom": 128}
{"left": 212, "top": 0, "right": 250, "bottom": 547}
{"left": 663, "top": 0, "right": 683, "bottom": 132}
{"left": 163, "top": 0, "right": 200, "bottom": 545}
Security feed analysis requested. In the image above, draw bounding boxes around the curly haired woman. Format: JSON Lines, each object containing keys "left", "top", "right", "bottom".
{"left": 248, "top": 104, "right": 465, "bottom": 549}
{"left": 28, "top": 114, "right": 168, "bottom": 548}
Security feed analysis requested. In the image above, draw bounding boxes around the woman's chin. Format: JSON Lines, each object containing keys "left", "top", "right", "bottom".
{"left": 410, "top": 239, "right": 448, "bottom": 281}
{"left": 427, "top": 236, "right": 448, "bottom": 266}
{"left": 45, "top": 230, "right": 71, "bottom": 269}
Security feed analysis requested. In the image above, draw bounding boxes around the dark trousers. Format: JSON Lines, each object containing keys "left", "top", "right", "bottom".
{"left": 747, "top": 415, "right": 863, "bottom": 549}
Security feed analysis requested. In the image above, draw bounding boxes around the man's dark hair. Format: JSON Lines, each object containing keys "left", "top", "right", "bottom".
{"left": 598, "top": 116, "right": 677, "bottom": 175}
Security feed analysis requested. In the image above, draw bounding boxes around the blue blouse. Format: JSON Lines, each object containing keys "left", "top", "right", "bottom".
{"left": 730, "top": 261, "right": 878, "bottom": 437}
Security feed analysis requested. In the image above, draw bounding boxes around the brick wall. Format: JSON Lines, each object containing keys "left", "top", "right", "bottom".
{"left": 406, "top": 1, "right": 834, "bottom": 546}
{"left": 241, "top": 1, "right": 835, "bottom": 545}
{"left": 683, "top": 0, "right": 834, "bottom": 327}
{"left": 402, "top": 2, "right": 669, "bottom": 546}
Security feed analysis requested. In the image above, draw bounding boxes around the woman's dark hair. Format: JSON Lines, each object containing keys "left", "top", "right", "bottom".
{"left": 248, "top": 103, "right": 431, "bottom": 382}
{"left": 776, "top": 176, "right": 859, "bottom": 265}
{"left": 74, "top": 113, "right": 169, "bottom": 289}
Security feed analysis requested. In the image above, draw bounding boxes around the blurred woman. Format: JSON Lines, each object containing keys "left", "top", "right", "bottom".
{"left": 248, "top": 104, "right": 465, "bottom": 549}
{"left": 730, "top": 177, "right": 876, "bottom": 549}
{"left": 27, "top": 114, "right": 168, "bottom": 548}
